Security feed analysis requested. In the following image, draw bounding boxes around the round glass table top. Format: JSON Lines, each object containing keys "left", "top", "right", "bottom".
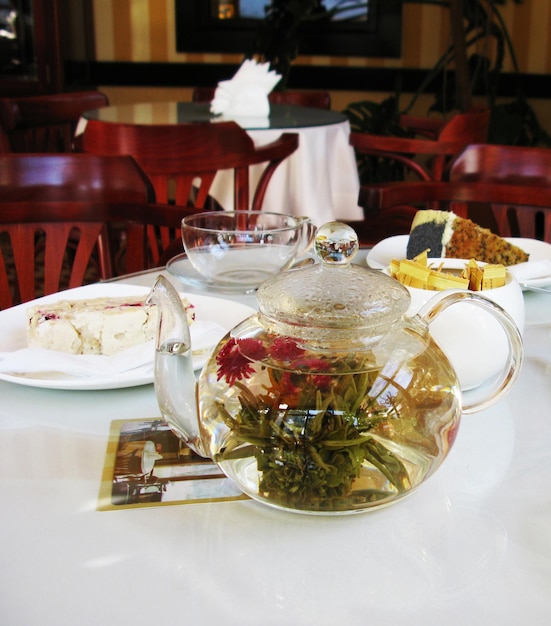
{"left": 83, "top": 101, "right": 348, "bottom": 130}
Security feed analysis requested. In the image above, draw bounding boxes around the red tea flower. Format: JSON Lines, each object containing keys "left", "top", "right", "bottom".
{"left": 293, "top": 357, "right": 332, "bottom": 374}
{"left": 238, "top": 338, "right": 268, "bottom": 361}
{"left": 312, "top": 373, "right": 333, "bottom": 391}
{"left": 216, "top": 338, "right": 266, "bottom": 386}
{"left": 278, "top": 371, "right": 302, "bottom": 395}
{"left": 270, "top": 337, "right": 305, "bottom": 362}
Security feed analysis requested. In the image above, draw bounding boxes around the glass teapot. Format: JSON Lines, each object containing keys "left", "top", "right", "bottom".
{"left": 148, "top": 223, "right": 523, "bottom": 515}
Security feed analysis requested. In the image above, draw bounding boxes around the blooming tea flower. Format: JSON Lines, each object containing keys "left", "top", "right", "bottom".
{"left": 216, "top": 338, "right": 266, "bottom": 386}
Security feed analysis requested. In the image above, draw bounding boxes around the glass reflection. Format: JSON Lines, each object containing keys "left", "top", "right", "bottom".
{"left": 212, "top": 0, "right": 368, "bottom": 22}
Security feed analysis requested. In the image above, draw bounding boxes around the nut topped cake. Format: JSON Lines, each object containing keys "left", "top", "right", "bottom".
{"left": 27, "top": 295, "right": 194, "bottom": 356}
{"left": 406, "top": 209, "right": 529, "bottom": 266}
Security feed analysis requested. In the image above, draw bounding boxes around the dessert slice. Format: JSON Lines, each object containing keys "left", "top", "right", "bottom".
{"left": 27, "top": 295, "right": 194, "bottom": 356}
{"left": 406, "top": 210, "right": 529, "bottom": 266}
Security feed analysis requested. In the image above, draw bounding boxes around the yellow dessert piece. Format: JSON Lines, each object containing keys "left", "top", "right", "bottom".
{"left": 427, "top": 268, "right": 469, "bottom": 290}
{"left": 465, "top": 259, "right": 507, "bottom": 290}
{"left": 390, "top": 253, "right": 506, "bottom": 292}
{"left": 392, "top": 259, "right": 433, "bottom": 288}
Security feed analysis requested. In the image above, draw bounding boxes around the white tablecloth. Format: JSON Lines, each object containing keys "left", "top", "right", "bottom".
{"left": 1, "top": 261, "right": 551, "bottom": 625}
{"left": 203, "top": 121, "right": 364, "bottom": 226}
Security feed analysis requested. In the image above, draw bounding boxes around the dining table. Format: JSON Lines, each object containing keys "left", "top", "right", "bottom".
{"left": 81, "top": 101, "right": 364, "bottom": 227}
{"left": 1, "top": 250, "right": 551, "bottom": 626}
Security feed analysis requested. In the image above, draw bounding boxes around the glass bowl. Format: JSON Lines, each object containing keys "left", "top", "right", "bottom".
{"left": 181, "top": 211, "right": 314, "bottom": 291}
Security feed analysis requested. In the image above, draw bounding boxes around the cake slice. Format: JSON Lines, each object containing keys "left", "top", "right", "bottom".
{"left": 27, "top": 295, "right": 194, "bottom": 356}
{"left": 406, "top": 210, "right": 529, "bottom": 266}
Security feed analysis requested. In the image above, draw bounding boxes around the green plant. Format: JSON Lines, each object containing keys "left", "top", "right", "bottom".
{"left": 251, "top": 0, "right": 551, "bottom": 157}
{"left": 344, "top": 94, "right": 412, "bottom": 182}
{"left": 347, "top": 0, "right": 551, "bottom": 148}
{"left": 407, "top": 0, "right": 550, "bottom": 146}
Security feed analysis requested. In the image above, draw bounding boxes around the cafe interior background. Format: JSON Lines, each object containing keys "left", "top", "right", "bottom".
{"left": 1, "top": 0, "right": 551, "bottom": 138}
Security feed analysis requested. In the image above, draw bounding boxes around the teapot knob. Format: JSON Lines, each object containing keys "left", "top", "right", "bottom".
{"left": 314, "top": 222, "right": 359, "bottom": 265}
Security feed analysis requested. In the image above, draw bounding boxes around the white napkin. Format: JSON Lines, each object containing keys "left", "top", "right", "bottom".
{"left": 508, "top": 259, "right": 551, "bottom": 282}
{"left": 0, "top": 320, "right": 226, "bottom": 378}
{"left": 210, "top": 59, "right": 281, "bottom": 120}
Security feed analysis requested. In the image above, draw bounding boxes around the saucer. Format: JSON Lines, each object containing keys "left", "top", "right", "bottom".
{"left": 166, "top": 253, "right": 259, "bottom": 294}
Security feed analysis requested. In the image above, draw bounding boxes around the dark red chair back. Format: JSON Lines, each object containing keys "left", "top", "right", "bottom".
{"left": 356, "top": 144, "right": 551, "bottom": 243}
{"left": 350, "top": 107, "right": 490, "bottom": 182}
{"left": 0, "top": 91, "right": 109, "bottom": 153}
{"left": 0, "top": 153, "right": 153, "bottom": 308}
{"left": 82, "top": 119, "right": 299, "bottom": 265}
{"left": 449, "top": 143, "right": 551, "bottom": 240}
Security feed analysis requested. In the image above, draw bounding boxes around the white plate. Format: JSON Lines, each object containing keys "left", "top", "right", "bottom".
{"left": 0, "top": 283, "right": 255, "bottom": 390}
{"left": 366, "top": 235, "right": 551, "bottom": 287}
{"left": 365, "top": 235, "right": 409, "bottom": 270}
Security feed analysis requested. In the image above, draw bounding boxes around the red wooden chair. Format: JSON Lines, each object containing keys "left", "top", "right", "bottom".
{"left": 349, "top": 107, "right": 490, "bottom": 182}
{"left": 192, "top": 87, "right": 331, "bottom": 110}
{"left": 358, "top": 144, "right": 551, "bottom": 243}
{"left": 0, "top": 153, "right": 153, "bottom": 309}
{"left": 81, "top": 119, "right": 299, "bottom": 265}
{"left": 0, "top": 91, "right": 109, "bottom": 153}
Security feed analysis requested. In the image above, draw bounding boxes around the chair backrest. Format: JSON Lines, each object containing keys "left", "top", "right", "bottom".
{"left": 437, "top": 107, "right": 490, "bottom": 144}
{"left": 449, "top": 143, "right": 551, "bottom": 240}
{"left": 357, "top": 144, "right": 551, "bottom": 243}
{"left": 82, "top": 119, "right": 299, "bottom": 265}
{"left": 398, "top": 106, "right": 490, "bottom": 142}
{"left": 0, "top": 91, "right": 109, "bottom": 153}
{"left": 192, "top": 87, "right": 331, "bottom": 110}
{"left": 0, "top": 153, "right": 153, "bottom": 309}
{"left": 350, "top": 107, "right": 490, "bottom": 182}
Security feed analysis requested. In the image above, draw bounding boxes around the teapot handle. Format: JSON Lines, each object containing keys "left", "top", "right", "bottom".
{"left": 416, "top": 291, "right": 523, "bottom": 414}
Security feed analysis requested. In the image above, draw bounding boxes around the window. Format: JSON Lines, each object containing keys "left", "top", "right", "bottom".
{"left": 176, "top": 1, "right": 401, "bottom": 58}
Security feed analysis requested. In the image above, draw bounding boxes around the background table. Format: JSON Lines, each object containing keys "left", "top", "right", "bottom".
{"left": 1, "top": 260, "right": 551, "bottom": 625}
{"left": 82, "top": 102, "right": 364, "bottom": 226}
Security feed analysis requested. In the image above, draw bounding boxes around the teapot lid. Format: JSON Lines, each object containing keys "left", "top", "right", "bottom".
{"left": 256, "top": 222, "right": 411, "bottom": 333}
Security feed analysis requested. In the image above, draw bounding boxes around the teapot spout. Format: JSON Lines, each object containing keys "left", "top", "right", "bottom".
{"left": 146, "top": 275, "right": 209, "bottom": 458}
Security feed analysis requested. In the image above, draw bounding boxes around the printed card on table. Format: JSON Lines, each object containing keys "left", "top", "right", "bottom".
{"left": 97, "top": 418, "right": 248, "bottom": 511}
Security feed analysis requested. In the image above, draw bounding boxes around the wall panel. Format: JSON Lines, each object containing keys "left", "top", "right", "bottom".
{"left": 91, "top": 0, "right": 551, "bottom": 74}
{"left": 111, "top": 0, "right": 133, "bottom": 61}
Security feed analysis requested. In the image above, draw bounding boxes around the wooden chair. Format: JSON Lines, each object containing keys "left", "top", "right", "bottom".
{"left": 81, "top": 119, "right": 299, "bottom": 265}
{"left": 192, "top": 87, "right": 331, "bottom": 110}
{"left": 0, "top": 91, "right": 109, "bottom": 153}
{"left": 349, "top": 107, "right": 490, "bottom": 183}
{"left": 124, "top": 202, "right": 201, "bottom": 272}
{"left": 0, "top": 153, "right": 153, "bottom": 309}
{"left": 358, "top": 144, "right": 551, "bottom": 243}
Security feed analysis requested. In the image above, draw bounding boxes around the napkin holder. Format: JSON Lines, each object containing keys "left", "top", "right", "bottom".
{"left": 210, "top": 60, "right": 281, "bottom": 127}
